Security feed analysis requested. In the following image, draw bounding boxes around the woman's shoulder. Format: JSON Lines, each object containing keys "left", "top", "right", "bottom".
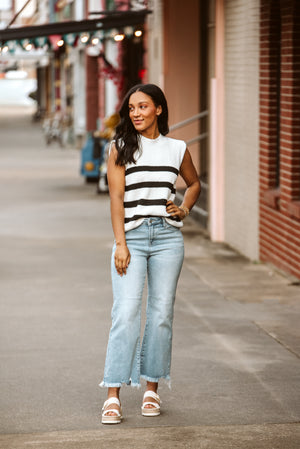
{"left": 161, "top": 134, "right": 185, "bottom": 144}
{"left": 160, "top": 135, "right": 186, "bottom": 151}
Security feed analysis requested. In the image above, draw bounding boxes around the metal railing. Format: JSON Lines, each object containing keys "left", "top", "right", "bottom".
{"left": 169, "top": 110, "right": 209, "bottom": 147}
{"left": 170, "top": 110, "right": 209, "bottom": 222}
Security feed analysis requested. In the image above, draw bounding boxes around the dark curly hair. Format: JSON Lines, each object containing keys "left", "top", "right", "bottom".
{"left": 114, "top": 84, "right": 169, "bottom": 166}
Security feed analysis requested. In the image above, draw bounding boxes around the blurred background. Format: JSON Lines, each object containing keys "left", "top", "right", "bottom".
{"left": 0, "top": 0, "right": 299, "bottom": 280}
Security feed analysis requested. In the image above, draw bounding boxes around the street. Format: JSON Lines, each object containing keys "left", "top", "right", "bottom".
{"left": 0, "top": 106, "right": 300, "bottom": 448}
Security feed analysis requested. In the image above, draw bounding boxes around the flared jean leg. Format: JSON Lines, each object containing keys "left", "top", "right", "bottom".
{"left": 101, "top": 242, "right": 147, "bottom": 387}
{"left": 140, "top": 226, "right": 184, "bottom": 383}
{"left": 100, "top": 218, "right": 184, "bottom": 388}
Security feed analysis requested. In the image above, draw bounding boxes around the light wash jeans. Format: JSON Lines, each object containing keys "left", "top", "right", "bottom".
{"left": 100, "top": 217, "right": 184, "bottom": 388}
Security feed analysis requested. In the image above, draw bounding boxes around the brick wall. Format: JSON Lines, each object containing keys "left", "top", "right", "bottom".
{"left": 259, "top": 0, "right": 300, "bottom": 279}
{"left": 224, "top": 0, "right": 260, "bottom": 260}
{"left": 86, "top": 55, "right": 99, "bottom": 132}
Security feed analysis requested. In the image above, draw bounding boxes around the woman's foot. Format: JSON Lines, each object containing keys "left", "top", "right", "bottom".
{"left": 142, "top": 382, "right": 161, "bottom": 416}
{"left": 102, "top": 387, "right": 122, "bottom": 424}
{"left": 102, "top": 397, "right": 122, "bottom": 424}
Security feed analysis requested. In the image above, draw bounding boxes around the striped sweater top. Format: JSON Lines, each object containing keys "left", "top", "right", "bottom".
{"left": 122, "top": 133, "right": 186, "bottom": 232}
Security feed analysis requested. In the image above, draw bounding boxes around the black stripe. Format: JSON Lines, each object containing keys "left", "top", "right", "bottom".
{"left": 124, "top": 199, "right": 167, "bottom": 208}
{"left": 125, "top": 214, "right": 159, "bottom": 223}
{"left": 125, "top": 214, "right": 181, "bottom": 224}
{"left": 125, "top": 165, "right": 179, "bottom": 176}
{"left": 125, "top": 181, "right": 176, "bottom": 194}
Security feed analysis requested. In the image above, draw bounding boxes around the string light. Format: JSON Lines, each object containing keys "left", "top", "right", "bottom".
{"left": 114, "top": 33, "right": 125, "bottom": 42}
{"left": 80, "top": 33, "right": 89, "bottom": 43}
{"left": 1, "top": 24, "right": 144, "bottom": 54}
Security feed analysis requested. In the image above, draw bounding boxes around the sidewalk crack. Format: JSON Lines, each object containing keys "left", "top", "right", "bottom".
{"left": 254, "top": 321, "right": 300, "bottom": 360}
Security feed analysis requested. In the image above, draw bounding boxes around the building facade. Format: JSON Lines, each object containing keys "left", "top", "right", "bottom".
{"left": 146, "top": 0, "right": 300, "bottom": 279}
{"left": 259, "top": 0, "right": 300, "bottom": 278}
{"left": 223, "top": 0, "right": 260, "bottom": 260}
{"left": 1, "top": 0, "right": 299, "bottom": 279}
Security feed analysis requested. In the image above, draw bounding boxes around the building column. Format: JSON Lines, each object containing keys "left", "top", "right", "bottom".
{"left": 85, "top": 54, "right": 99, "bottom": 132}
{"left": 209, "top": 0, "right": 225, "bottom": 241}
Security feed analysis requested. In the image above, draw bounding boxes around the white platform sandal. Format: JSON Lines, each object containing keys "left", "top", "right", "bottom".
{"left": 102, "top": 397, "right": 123, "bottom": 424}
{"left": 141, "top": 390, "right": 161, "bottom": 417}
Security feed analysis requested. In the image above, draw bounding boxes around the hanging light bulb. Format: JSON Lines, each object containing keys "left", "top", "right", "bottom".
{"left": 134, "top": 29, "right": 143, "bottom": 37}
{"left": 57, "top": 39, "right": 64, "bottom": 47}
{"left": 80, "top": 33, "right": 89, "bottom": 44}
{"left": 22, "top": 39, "right": 31, "bottom": 50}
{"left": 1, "top": 45, "right": 9, "bottom": 53}
{"left": 114, "top": 32, "right": 125, "bottom": 42}
{"left": 91, "top": 37, "right": 99, "bottom": 45}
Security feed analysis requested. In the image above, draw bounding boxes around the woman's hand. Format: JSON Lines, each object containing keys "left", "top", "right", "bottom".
{"left": 166, "top": 201, "right": 186, "bottom": 221}
{"left": 114, "top": 243, "right": 131, "bottom": 276}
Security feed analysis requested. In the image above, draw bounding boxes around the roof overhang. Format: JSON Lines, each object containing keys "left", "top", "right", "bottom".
{"left": 0, "top": 9, "right": 151, "bottom": 42}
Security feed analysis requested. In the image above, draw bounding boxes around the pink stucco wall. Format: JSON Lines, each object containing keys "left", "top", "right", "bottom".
{"left": 163, "top": 0, "right": 201, "bottom": 178}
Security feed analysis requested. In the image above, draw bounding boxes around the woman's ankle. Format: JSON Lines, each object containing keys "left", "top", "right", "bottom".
{"left": 107, "top": 387, "right": 120, "bottom": 399}
{"left": 146, "top": 381, "right": 158, "bottom": 393}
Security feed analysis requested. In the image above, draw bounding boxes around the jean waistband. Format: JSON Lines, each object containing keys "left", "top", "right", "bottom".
{"left": 144, "top": 217, "right": 164, "bottom": 226}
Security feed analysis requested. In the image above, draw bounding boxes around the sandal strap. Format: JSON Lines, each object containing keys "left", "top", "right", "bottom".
{"left": 102, "top": 397, "right": 121, "bottom": 410}
{"left": 102, "top": 408, "right": 121, "bottom": 418}
{"left": 142, "top": 401, "right": 160, "bottom": 410}
{"left": 143, "top": 390, "right": 161, "bottom": 404}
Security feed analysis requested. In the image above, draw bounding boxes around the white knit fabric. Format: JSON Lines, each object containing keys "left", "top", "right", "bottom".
{"left": 123, "top": 134, "right": 186, "bottom": 232}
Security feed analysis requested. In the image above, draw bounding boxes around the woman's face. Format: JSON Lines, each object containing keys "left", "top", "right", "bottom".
{"left": 128, "top": 91, "right": 162, "bottom": 136}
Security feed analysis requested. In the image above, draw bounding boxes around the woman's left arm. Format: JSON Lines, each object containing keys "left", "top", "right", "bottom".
{"left": 166, "top": 148, "right": 201, "bottom": 220}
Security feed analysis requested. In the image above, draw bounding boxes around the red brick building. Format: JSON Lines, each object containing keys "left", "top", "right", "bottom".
{"left": 259, "top": 0, "right": 300, "bottom": 278}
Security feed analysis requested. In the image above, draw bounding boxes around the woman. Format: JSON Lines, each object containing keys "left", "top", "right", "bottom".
{"left": 100, "top": 84, "right": 201, "bottom": 424}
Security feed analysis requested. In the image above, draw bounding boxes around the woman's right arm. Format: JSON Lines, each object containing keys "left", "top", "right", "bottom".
{"left": 107, "top": 145, "right": 131, "bottom": 276}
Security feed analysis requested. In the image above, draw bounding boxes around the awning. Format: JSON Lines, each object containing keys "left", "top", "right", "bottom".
{"left": 0, "top": 9, "right": 151, "bottom": 43}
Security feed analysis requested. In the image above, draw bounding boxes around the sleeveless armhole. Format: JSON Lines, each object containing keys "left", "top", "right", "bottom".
{"left": 179, "top": 142, "right": 187, "bottom": 168}
{"left": 108, "top": 140, "right": 115, "bottom": 155}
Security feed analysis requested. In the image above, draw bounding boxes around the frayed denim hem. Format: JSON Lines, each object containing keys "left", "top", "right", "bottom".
{"left": 140, "top": 374, "right": 172, "bottom": 389}
{"left": 99, "top": 380, "right": 141, "bottom": 389}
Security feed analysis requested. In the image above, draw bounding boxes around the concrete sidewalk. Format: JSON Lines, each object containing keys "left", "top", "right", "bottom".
{"left": 0, "top": 107, "right": 299, "bottom": 448}
{"left": 1, "top": 423, "right": 300, "bottom": 449}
